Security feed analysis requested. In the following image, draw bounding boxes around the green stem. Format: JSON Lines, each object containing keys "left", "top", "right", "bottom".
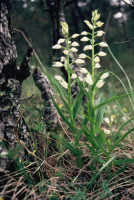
{"left": 66, "top": 34, "right": 75, "bottom": 128}
{"left": 92, "top": 28, "right": 94, "bottom": 81}
{"left": 91, "top": 23, "right": 96, "bottom": 136}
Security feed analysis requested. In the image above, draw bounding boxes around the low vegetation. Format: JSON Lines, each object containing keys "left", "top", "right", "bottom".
{"left": 1, "top": 10, "right": 134, "bottom": 200}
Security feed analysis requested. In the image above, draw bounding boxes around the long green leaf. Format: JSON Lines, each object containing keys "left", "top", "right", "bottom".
{"left": 51, "top": 95, "right": 77, "bottom": 134}
{"left": 83, "top": 128, "right": 98, "bottom": 149}
{"left": 76, "top": 77, "right": 90, "bottom": 98}
{"left": 109, "top": 165, "right": 128, "bottom": 180}
{"left": 97, "top": 131, "right": 106, "bottom": 148}
{"left": 113, "top": 159, "right": 134, "bottom": 165}
{"left": 86, "top": 142, "right": 104, "bottom": 164}
{"left": 81, "top": 122, "right": 109, "bottom": 157}
{"left": 86, "top": 115, "right": 103, "bottom": 133}
{"left": 86, "top": 156, "right": 116, "bottom": 191}
{"left": 84, "top": 114, "right": 107, "bottom": 146}
{"left": 95, "top": 93, "right": 105, "bottom": 131}
{"left": 111, "top": 117, "right": 134, "bottom": 143}
{"left": 50, "top": 132, "right": 79, "bottom": 156}
{"left": 75, "top": 116, "right": 89, "bottom": 146}
{"left": 73, "top": 92, "right": 83, "bottom": 120}
{"left": 72, "top": 89, "right": 83, "bottom": 108}
{"left": 108, "top": 46, "right": 134, "bottom": 107}
{"left": 110, "top": 71, "right": 134, "bottom": 110}
{"left": 109, "top": 127, "right": 134, "bottom": 155}
{"left": 95, "top": 93, "right": 134, "bottom": 111}
{"left": 60, "top": 94, "right": 71, "bottom": 116}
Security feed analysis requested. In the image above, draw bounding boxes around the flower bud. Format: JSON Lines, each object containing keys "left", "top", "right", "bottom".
{"left": 83, "top": 45, "right": 93, "bottom": 51}
{"left": 61, "top": 56, "right": 66, "bottom": 62}
{"left": 63, "top": 50, "right": 69, "bottom": 55}
{"left": 99, "top": 42, "right": 108, "bottom": 47}
{"left": 72, "top": 33, "right": 79, "bottom": 38}
{"left": 71, "top": 42, "right": 79, "bottom": 46}
{"left": 84, "top": 20, "right": 90, "bottom": 25}
{"left": 98, "top": 51, "right": 107, "bottom": 56}
{"left": 61, "top": 22, "right": 69, "bottom": 34}
{"left": 52, "top": 62, "right": 63, "bottom": 67}
{"left": 71, "top": 47, "right": 78, "bottom": 52}
{"left": 54, "top": 75, "right": 62, "bottom": 81}
{"left": 85, "top": 74, "right": 93, "bottom": 85}
{"left": 79, "top": 68, "right": 88, "bottom": 74}
{"left": 81, "top": 31, "right": 88, "bottom": 35}
{"left": 71, "top": 74, "right": 77, "bottom": 79}
{"left": 94, "top": 13, "right": 100, "bottom": 21}
{"left": 80, "top": 37, "right": 89, "bottom": 41}
{"left": 103, "top": 117, "right": 110, "bottom": 124}
{"left": 96, "top": 80, "right": 105, "bottom": 88}
{"left": 75, "top": 59, "right": 85, "bottom": 64}
{"left": 97, "top": 30, "right": 105, "bottom": 37}
{"left": 94, "top": 56, "right": 100, "bottom": 62}
{"left": 100, "top": 72, "right": 109, "bottom": 80}
{"left": 84, "top": 20, "right": 93, "bottom": 29}
{"left": 60, "top": 80, "right": 68, "bottom": 89}
{"left": 104, "top": 129, "right": 110, "bottom": 135}
{"left": 57, "top": 38, "right": 65, "bottom": 44}
{"left": 94, "top": 63, "right": 101, "bottom": 68}
{"left": 96, "top": 21, "right": 104, "bottom": 27}
{"left": 78, "top": 53, "right": 86, "bottom": 59}
{"left": 52, "top": 44, "right": 62, "bottom": 49}
{"left": 92, "top": 10, "right": 100, "bottom": 22}
{"left": 88, "top": 23, "right": 93, "bottom": 29}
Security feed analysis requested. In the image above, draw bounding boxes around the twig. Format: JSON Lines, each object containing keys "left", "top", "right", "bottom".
{"left": 73, "top": 159, "right": 93, "bottom": 182}
{"left": 19, "top": 140, "right": 73, "bottom": 181}
{"left": 115, "top": 37, "right": 134, "bottom": 44}
{"left": 20, "top": 94, "right": 35, "bottom": 101}
{"left": 13, "top": 28, "right": 46, "bottom": 72}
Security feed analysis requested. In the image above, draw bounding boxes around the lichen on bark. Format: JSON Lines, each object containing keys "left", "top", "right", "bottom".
{"left": 33, "top": 67, "right": 58, "bottom": 131}
{"left": 0, "top": 2, "right": 32, "bottom": 171}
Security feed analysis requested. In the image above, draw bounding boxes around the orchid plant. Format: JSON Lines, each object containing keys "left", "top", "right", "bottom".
{"left": 50, "top": 10, "right": 134, "bottom": 168}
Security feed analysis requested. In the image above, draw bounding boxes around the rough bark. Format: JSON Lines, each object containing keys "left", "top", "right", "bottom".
{"left": 0, "top": 2, "right": 32, "bottom": 171}
{"left": 33, "top": 67, "right": 58, "bottom": 131}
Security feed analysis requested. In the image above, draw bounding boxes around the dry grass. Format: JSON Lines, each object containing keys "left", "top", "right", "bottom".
{"left": 1, "top": 96, "right": 134, "bottom": 200}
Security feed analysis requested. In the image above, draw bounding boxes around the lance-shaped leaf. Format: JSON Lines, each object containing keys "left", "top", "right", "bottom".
{"left": 109, "top": 127, "right": 134, "bottom": 155}
{"left": 50, "top": 132, "right": 79, "bottom": 156}
{"left": 86, "top": 142, "right": 104, "bottom": 165}
{"left": 81, "top": 122, "right": 109, "bottom": 157}
{"left": 95, "top": 93, "right": 134, "bottom": 111}
{"left": 51, "top": 95, "right": 77, "bottom": 134}
{"left": 111, "top": 117, "right": 134, "bottom": 143}
{"left": 112, "top": 159, "right": 134, "bottom": 166}
{"left": 86, "top": 156, "right": 116, "bottom": 191}
{"left": 73, "top": 90, "right": 83, "bottom": 120}
{"left": 95, "top": 92, "right": 105, "bottom": 132}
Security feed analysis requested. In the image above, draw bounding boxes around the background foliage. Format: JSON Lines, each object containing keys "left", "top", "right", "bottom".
{"left": 11, "top": 0, "right": 134, "bottom": 75}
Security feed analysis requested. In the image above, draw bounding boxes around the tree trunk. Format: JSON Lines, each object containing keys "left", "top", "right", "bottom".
{"left": 33, "top": 67, "right": 58, "bottom": 131}
{"left": 0, "top": 2, "right": 32, "bottom": 171}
